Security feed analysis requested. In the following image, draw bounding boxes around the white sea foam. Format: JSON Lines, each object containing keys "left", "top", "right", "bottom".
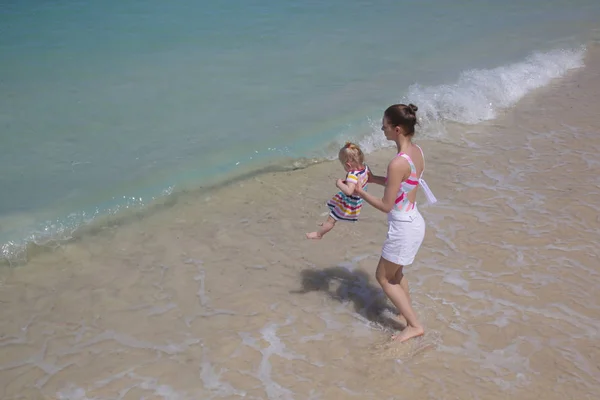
{"left": 406, "top": 47, "right": 586, "bottom": 125}
{"left": 357, "top": 46, "right": 586, "bottom": 153}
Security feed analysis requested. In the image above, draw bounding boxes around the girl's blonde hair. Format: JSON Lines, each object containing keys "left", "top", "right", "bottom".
{"left": 339, "top": 142, "right": 365, "bottom": 166}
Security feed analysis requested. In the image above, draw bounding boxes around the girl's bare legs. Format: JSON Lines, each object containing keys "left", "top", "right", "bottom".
{"left": 306, "top": 216, "right": 336, "bottom": 239}
{"left": 375, "top": 257, "right": 424, "bottom": 342}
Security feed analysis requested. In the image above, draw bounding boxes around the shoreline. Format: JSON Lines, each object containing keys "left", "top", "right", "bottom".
{"left": 0, "top": 43, "right": 590, "bottom": 267}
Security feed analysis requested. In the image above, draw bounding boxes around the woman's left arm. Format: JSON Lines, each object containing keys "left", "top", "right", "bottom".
{"left": 355, "top": 157, "right": 407, "bottom": 213}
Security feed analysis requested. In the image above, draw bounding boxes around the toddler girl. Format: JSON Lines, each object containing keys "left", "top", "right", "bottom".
{"left": 306, "top": 142, "right": 369, "bottom": 239}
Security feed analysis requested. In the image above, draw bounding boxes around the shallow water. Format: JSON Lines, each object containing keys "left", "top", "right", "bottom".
{"left": 1, "top": 44, "right": 599, "bottom": 400}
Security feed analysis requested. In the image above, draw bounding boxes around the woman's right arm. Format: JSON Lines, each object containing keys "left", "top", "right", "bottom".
{"left": 368, "top": 170, "right": 387, "bottom": 186}
{"left": 357, "top": 158, "right": 407, "bottom": 213}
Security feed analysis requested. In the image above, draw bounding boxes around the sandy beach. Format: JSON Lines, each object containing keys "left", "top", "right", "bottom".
{"left": 1, "top": 43, "right": 599, "bottom": 400}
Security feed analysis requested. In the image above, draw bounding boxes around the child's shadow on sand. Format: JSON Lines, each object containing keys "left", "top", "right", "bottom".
{"left": 290, "top": 266, "right": 404, "bottom": 332}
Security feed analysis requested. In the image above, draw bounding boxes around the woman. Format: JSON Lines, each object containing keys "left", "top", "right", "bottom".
{"left": 355, "top": 103, "right": 433, "bottom": 342}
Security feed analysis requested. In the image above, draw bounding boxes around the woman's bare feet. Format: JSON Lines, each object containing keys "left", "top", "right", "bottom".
{"left": 392, "top": 325, "right": 424, "bottom": 343}
{"left": 395, "top": 313, "right": 407, "bottom": 327}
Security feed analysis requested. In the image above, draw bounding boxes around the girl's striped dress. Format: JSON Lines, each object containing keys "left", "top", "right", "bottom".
{"left": 327, "top": 166, "right": 369, "bottom": 222}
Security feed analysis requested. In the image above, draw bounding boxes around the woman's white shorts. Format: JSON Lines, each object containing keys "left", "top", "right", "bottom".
{"left": 381, "top": 205, "right": 425, "bottom": 266}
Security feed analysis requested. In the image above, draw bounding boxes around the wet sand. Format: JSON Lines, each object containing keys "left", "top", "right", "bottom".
{"left": 1, "top": 44, "right": 599, "bottom": 400}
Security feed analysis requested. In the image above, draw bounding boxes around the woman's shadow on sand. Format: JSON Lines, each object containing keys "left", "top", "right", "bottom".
{"left": 290, "top": 266, "right": 404, "bottom": 332}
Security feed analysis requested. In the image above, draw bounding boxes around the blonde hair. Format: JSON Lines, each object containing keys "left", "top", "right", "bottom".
{"left": 338, "top": 142, "right": 365, "bottom": 166}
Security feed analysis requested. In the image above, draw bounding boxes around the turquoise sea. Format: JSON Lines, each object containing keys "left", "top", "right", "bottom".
{"left": 2, "top": 0, "right": 600, "bottom": 264}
